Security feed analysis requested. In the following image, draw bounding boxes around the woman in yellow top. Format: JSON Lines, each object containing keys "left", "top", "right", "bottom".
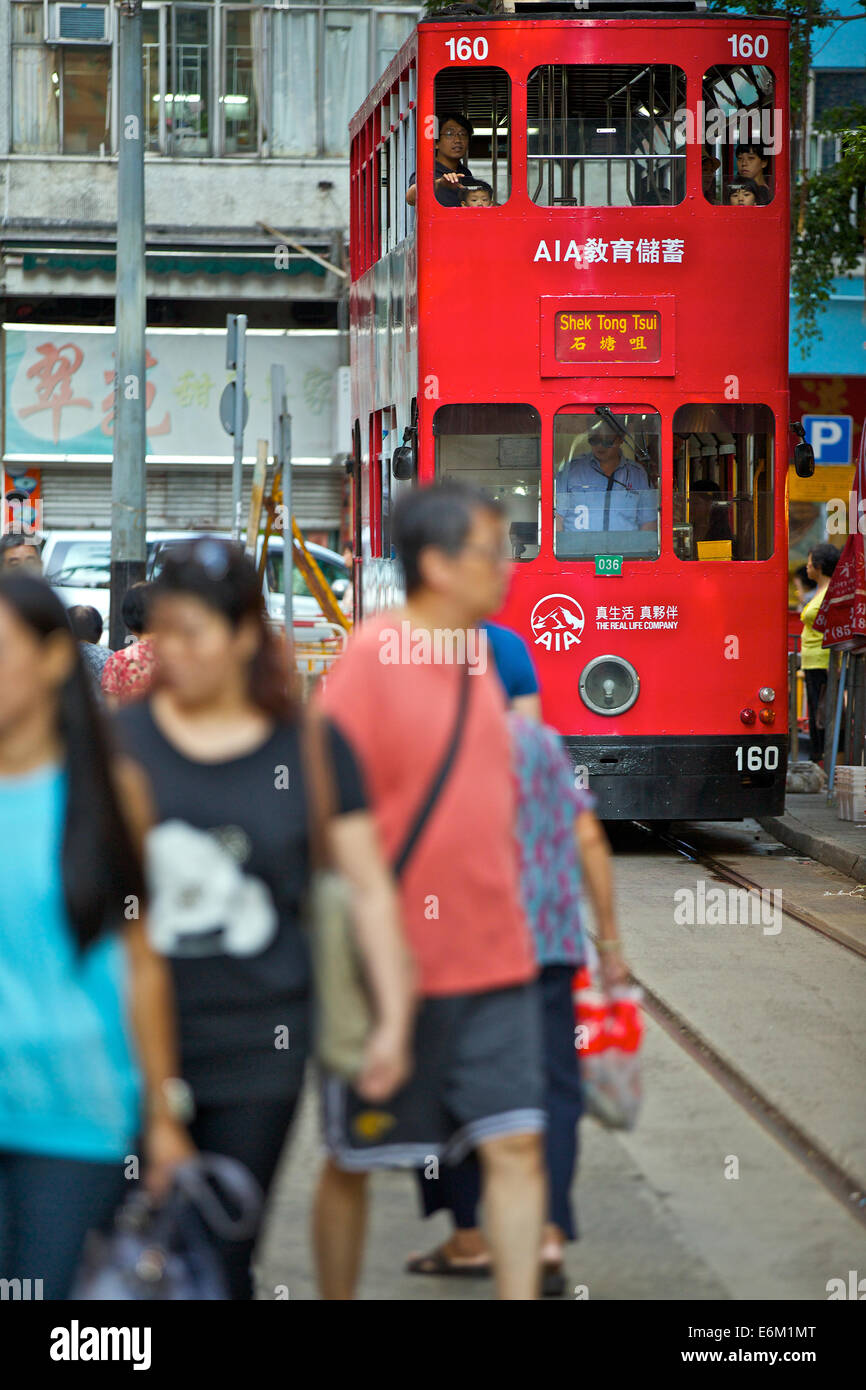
{"left": 800, "top": 543, "right": 840, "bottom": 763}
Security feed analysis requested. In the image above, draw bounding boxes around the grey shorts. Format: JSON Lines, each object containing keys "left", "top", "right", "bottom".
{"left": 321, "top": 981, "right": 545, "bottom": 1172}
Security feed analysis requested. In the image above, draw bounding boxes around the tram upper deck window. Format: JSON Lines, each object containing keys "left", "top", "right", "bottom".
{"left": 528, "top": 66, "right": 686, "bottom": 207}
{"left": 554, "top": 409, "right": 661, "bottom": 560}
{"left": 434, "top": 405, "right": 540, "bottom": 560}
{"left": 701, "top": 65, "right": 777, "bottom": 205}
{"left": 409, "top": 69, "right": 510, "bottom": 206}
{"left": 672, "top": 404, "right": 775, "bottom": 562}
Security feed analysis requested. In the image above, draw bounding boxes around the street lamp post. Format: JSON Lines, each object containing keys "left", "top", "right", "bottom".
{"left": 110, "top": 0, "right": 147, "bottom": 650}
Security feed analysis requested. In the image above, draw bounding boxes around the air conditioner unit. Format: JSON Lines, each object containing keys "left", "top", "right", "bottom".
{"left": 48, "top": 3, "right": 111, "bottom": 44}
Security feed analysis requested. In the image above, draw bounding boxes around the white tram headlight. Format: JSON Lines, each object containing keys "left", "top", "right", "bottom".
{"left": 759, "top": 687, "right": 776, "bottom": 703}
{"left": 579, "top": 655, "right": 640, "bottom": 716}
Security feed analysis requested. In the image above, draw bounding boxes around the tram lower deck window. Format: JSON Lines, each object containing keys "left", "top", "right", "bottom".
{"left": 673, "top": 404, "right": 775, "bottom": 561}
{"left": 528, "top": 65, "right": 686, "bottom": 208}
{"left": 554, "top": 409, "right": 661, "bottom": 560}
{"left": 433, "top": 405, "right": 540, "bottom": 560}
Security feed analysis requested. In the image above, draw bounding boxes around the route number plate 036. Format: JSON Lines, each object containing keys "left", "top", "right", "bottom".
{"left": 595, "top": 555, "right": 623, "bottom": 577}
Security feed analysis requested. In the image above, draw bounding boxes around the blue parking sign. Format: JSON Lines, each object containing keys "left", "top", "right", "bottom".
{"left": 802, "top": 415, "right": 853, "bottom": 466}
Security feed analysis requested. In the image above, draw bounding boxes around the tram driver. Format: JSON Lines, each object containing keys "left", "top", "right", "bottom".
{"left": 406, "top": 112, "right": 476, "bottom": 207}
{"left": 555, "top": 421, "right": 656, "bottom": 537}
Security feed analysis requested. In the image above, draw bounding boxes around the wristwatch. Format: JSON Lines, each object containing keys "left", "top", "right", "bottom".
{"left": 152, "top": 1077, "right": 195, "bottom": 1124}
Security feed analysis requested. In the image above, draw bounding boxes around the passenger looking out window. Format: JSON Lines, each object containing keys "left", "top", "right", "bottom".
{"left": 406, "top": 112, "right": 475, "bottom": 207}
{"left": 727, "top": 177, "right": 768, "bottom": 206}
{"left": 461, "top": 181, "right": 494, "bottom": 208}
{"left": 735, "top": 142, "right": 772, "bottom": 199}
{"left": 702, "top": 149, "right": 721, "bottom": 203}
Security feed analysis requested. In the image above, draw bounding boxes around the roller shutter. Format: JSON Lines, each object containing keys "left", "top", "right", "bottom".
{"left": 39, "top": 466, "right": 344, "bottom": 532}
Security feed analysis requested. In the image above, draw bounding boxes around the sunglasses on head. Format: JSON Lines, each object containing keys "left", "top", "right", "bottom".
{"left": 168, "top": 537, "right": 239, "bottom": 580}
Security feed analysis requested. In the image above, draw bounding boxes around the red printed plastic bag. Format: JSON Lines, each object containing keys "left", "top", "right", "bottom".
{"left": 573, "top": 966, "right": 644, "bottom": 1130}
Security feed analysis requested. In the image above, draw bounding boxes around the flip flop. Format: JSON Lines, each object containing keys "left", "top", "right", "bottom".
{"left": 541, "top": 1262, "right": 567, "bottom": 1298}
{"left": 405, "top": 1246, "right": 492, "bottom": 1278}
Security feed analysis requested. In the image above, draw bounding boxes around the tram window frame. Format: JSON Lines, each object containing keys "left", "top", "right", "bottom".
{"left": 672, "top": 404, "right": 775, "bottom": 563}
{"left": 433, "top": 404, "right": 541, "bottom": 562}
{"left": 527, "top": 65, "right": 687, "bottom": 209}
{"left": 553, "top": 407, "right": 662, "bottom": 562}
{"left": 701, "top": 64, "right": 777, "bottom": 206}
{"left": 422, "top": 68, "right": 512, "bottom": 208}
{"left": 368, "top": 406, "right": 396, "bottom": 559}
{"left": 373, "top": 67, "right": 417, "bottom": 258}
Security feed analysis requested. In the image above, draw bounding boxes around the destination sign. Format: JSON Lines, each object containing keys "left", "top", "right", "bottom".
{"left": 554, "top": 309, "right": 661, "bottom": 364}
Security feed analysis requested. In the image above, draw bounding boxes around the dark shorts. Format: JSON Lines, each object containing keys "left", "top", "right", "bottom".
{"left": 321, "top": 981, "right": 545, "bottom": 1172}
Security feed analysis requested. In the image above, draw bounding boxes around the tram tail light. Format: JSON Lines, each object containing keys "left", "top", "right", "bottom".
{"left": 740, "top": 708, "right": 757, "bottom": 725}
{"left": 759, "top": 709, "right": 775, "bottom": 725}
{"left": 759, "top": 687, "right": 776, "bottom": 703}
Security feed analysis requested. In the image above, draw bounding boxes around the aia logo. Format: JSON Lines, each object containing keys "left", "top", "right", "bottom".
{"left": 530, "top": 593, "right": 585, "bottom": 652}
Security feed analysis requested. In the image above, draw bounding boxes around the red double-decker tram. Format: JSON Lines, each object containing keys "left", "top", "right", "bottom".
{"left": 348, "top": 2, "right": 796, "bottom": 819}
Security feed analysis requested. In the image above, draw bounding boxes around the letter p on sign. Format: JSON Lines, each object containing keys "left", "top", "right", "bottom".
{"left": 803, "top": 415, "right": 853, "bottom": 465}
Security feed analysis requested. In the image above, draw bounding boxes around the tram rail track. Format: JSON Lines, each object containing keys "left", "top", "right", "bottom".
{"left": 633, "top": 820, "right": 866, "bottom": 963}
{"left": 603, "top": 821, "right": 866, "bottom": 1229}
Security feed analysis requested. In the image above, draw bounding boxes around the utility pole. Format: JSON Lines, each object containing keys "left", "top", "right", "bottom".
{"left": 270, "top": 363, "right": 293, "bottom": 636}
{"left": 110, "top": 0, "right": 147, "bottom": 650}
{"left": 226, "top": 313, "right": 248, "bottom": 541}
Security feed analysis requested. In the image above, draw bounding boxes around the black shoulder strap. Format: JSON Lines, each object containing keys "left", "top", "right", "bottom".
{"left": 393, "top": 660, "right": 472, "bottom": 881}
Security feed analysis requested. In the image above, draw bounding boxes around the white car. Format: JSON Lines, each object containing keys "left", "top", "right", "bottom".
{"left": 146, "top": 533, "right": 349, "bottom": 626}
{"left": 42, "top": 530, "right": 348, "bottom": 643}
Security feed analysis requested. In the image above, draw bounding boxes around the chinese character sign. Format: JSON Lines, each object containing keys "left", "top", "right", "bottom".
{"left": 4, "top": 328, "right": 342, "bottom": 463}
{"left": 555, "top": 309, "right": 662, "bottom": 365}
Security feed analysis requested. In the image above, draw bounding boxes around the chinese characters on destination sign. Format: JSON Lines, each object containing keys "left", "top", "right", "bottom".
{"left": 555, "top": 310, "right": 661, "bottom": 365}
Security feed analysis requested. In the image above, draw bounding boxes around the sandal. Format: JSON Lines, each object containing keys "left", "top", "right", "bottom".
{"left": 541, "top": 1261, "right": 567, "bottom": 1298}
{"left": 405, "top": 1245, "right": 492, "bottom": 1278}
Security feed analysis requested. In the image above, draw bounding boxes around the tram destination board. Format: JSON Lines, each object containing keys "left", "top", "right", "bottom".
{"left": 555, "top": 309, "right": 661, "bottom": 365}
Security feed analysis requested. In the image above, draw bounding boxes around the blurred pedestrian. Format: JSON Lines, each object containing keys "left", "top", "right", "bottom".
{"left": 314, "top": 482, "right": 547, "bottom": 1301}
{"left": 101, "top": 582, "right": 157, "bottom": 708}
{"left": 0, "top": 533, "right": 42, "bottom": 575}
{"left": 800, "top": 543, "right": 840, "bottom": 763}
{"left": 407, "top": 713, "right": 628, "bottom": 1295}
{"left": 339, "top": 544, "right": 355, "bottom": 621}
{"left": 482, "top": 620, "right": 541, "bottom": 719}
{"left": 112, "top": 538, "right": 410, "bottom": 1300}
{"left": 791, "top": 564, "right": 816, "bottom": 612}
{"left": 0, "top": 574, "right": 194, "bottom": 1300}
{"left": 68, "top": 604, "right": 112, "bottom": 694}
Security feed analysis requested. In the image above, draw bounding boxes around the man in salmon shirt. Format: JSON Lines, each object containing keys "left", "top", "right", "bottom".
{"left": 313, "top": 482, "right": 545, "bottom": 1300}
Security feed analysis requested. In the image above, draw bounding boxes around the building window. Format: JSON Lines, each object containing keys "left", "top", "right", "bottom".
{"left": 11, "top": 1, "right": 110, "bottom": 154}
{"left": 11, "top": 0, "right": 419, "bottom": 159}
{"left": 148, "top": 1, "right": 419, "bottom": 159}
{"left": 223, "top": 7, "right": 261, "bottom": 155}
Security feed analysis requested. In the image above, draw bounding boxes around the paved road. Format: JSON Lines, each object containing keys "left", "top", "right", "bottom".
{"left": 253, "top": 821, "right": 866, "bottom": 1301}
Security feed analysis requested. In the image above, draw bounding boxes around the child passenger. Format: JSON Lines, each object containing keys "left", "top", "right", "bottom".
{"left": 461, "top": 181, "right": 494, "bottom": 208}
{"left": 727, "top": 177, "right": 768, "bottom": 206}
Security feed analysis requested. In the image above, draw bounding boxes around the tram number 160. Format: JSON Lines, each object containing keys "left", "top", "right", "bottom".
{"left": 727, "top": 34, "right": 769, "bottom": 58}
{"left": 736, "top": 745, "right": 780, "bottom": 772}
{"left": 445, "top": 36, "right": 488, "bottom": 61}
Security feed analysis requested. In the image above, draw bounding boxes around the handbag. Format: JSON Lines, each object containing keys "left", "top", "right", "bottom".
{"left": 304, "top": 660, "right": 472, "bottom": 1080}
{"left": 70, "top": 1153, "right": 263, "bottom": 1301}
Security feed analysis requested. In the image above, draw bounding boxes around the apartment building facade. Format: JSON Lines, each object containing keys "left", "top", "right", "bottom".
{"left": 0, "top": 0, "right": 421, "bottom": 536}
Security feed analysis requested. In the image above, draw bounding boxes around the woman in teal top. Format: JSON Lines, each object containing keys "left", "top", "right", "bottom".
{"left": 0, "top": 573, "right": 193, "bottom": 1298}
